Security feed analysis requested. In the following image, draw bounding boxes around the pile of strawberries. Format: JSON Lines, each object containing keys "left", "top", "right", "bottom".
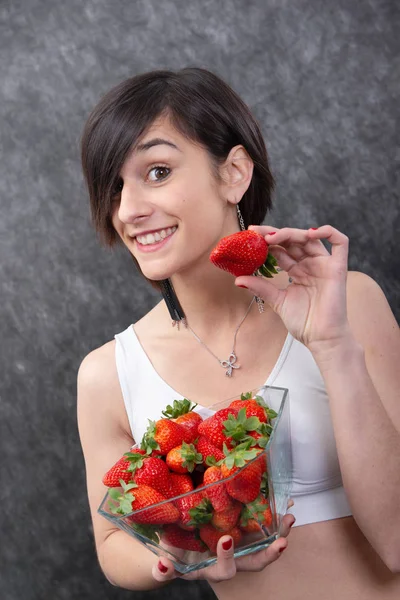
{"left": 103, "top": 393, "right": 277, "bottom": 554}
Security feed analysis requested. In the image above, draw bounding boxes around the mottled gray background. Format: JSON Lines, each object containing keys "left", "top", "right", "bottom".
{"left": 1, "top": 0, "right": 399, "bottom": 598}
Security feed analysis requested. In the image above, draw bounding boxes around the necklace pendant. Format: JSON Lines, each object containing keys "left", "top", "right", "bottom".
{"left": 220, "top": 352, "right": 240, "bottom": 377}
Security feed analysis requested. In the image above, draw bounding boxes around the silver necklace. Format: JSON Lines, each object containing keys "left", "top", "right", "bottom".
{"left": 185, "top": 296, "right": 256, "bottom": 377}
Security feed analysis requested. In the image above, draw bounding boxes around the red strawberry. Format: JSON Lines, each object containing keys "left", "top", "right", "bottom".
{"left": 229, "top": 399, "right": 268, "bottom": 423}
{"left": 161, "top": 524, "right": 207, "bottom": 553}
{"left": 162, "top": 399, "right": 203, "bottom": 443}
{"left": 210, "top": 230, "right": 278, "bottom": 278}
{"left": 167, "top": 473, "right": 194, "bottom": 499}
{"left": 133, "top": 456, "right": 171, "bottom": 498}
{"left": 245, "top": 495, "right": 273, "bottom": 528}
{"left": 199, "top": 524, "right": 242, "bottom": 553}
{"left": 102, "top": 456, "right": 134, "bottom": 487}
{"left": 196, "top": 435, "right": 225, "bottom": 464}
{"left": 109, "top": 482, "right": 180, "bottom": 525}
{"left": 166, "top": 442, "right": 203, "bottom": 474}
{"left": 197, "top": 407, "right": 239, "bottom": 449}
{"left": 211, "top": 500, "right": 242, "bottom": 532}
{"left": 239, "top": 517, "right": 263, "bottom": 534}
{"left": 141, "top": 418, "right": 191, "bottom": 456}
{"left": 175, "top": 489, "right": 213, "bottom": 531}
{"left": 203, "top": 466, "right": 232, "bottom": 512}
{"left": 220, "top": 443, "right": 263, "bottom": 504}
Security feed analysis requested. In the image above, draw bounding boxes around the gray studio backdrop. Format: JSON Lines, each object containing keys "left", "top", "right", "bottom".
{"left": 1, "top": 1, "right": 399, "bottom": 599}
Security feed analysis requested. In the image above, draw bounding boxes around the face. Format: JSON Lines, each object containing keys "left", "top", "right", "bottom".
{"left": 111, "top": 115, "right": 240, "bottom": 282}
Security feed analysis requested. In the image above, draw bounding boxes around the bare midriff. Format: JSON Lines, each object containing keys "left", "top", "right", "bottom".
{"left": 211, "top": 517, "right": 400, "bottom": 600}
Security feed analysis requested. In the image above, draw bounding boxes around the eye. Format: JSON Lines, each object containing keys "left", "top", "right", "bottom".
{"left": 147, "top": 166, "right": 171, "bottom": 182}
{"left": 111, "top": 178, "right": 123, "bottom": 198}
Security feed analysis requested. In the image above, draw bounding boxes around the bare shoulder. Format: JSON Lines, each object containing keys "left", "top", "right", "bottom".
{"left": 78, "top": 339, "right": 117, "bottom": 390}
{"left": 77, "top": 339, "right": 132, "bottom": 443}
{"left": 346, "top": 270, "right": 399, "bottom": 361}
{"left": 346, "top": 270, "right": 398, "bottom": 329}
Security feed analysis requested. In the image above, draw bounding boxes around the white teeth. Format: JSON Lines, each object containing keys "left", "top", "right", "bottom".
{"left": 146, "top": 233, "right": 155, "bottom": 244}
{"left": 136, "top": 226, "right": 177, "bottom": 245}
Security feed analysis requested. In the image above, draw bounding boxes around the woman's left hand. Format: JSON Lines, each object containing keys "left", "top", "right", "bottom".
{"left": 235, "top": 225, "right": 352, "bottom": 353}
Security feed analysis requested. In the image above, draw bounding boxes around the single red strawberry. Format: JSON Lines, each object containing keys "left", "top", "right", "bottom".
{"left": 133, "top": 456, "right": 171, "bottom": 498}
{"left": 162, "top": 399, "right": 203, "bottom": 443}
{"left": 229, "top": 399, "right": 268, "bottom": 423}
{"left": 239, "top": 517, "right": 263, "bottom": 534}
{"left": 197, "top": 407, "right": 239, "bottom": 449}
{"left": 102, "top": 456, "right": 134, "bottom": 487}
{"left": 220, "top": 442, "right": 263, "bottom": 504}
{"left": 211, "top": 500, "right": 242, "bottom": 532}
{"left": 161, "top": 524, "right": 208, "bottom": 553}
{"left": 166, "top": 442, "right": 203, "bottom": 474}
{"left": 167, "top": 473, "right": 194, "bottom": 499}
{"left": 199, "top": 524, "right": 242, "bottom": 553}
{"left": 203, "top": 466, "right": 232, "bottom": 512}
{"left": 141, "top": 418, "right": 191, "bottom": 456}
{"left": 109, "top": 482, "right": 180, "bottom": 525}
{"left": 175, "top": 489, "right": 213, "bottom": 531}
{"left": 210, "top": 230, "right": 278, "bottom": 278}
{"left": 245, "top": 494, "right": 273, "bottom": 528}
{"left": 196, "top": 435, "right": 225, "bottom": 464}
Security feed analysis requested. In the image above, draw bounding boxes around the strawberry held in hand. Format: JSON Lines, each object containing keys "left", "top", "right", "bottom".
{"left": 210, "top": 230, "right": 279, "bottom": 278}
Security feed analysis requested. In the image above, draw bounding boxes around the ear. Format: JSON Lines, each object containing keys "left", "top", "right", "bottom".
{"left": 219, "top": 145, "right": 254, "bottom": 205}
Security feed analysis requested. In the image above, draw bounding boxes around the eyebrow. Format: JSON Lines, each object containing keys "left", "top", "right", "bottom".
{"left": 134, "top": 138, "right": 181, "bottom": 153}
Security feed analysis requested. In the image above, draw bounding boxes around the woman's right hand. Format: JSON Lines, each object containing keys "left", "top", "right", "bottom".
{"left": 151, "top": 511, "right": 295, "bottom": 584}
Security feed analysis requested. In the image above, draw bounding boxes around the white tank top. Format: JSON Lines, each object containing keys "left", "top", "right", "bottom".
{"left": 114, "top": 324, "right": 352, "bottom": 527}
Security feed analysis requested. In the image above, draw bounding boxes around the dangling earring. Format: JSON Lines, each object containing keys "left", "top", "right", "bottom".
{"left": 160, "top": 279, "right": 187, "bottom": 330}
{"left": 236, "top": 203, "right": 265, "bottom": 314}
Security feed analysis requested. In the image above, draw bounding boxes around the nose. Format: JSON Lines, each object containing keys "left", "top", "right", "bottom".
{"left": 117, "top": 181, "right": 153, "bottom": 224}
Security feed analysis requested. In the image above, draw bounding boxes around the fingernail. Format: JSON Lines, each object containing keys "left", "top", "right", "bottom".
{"left": 279, "top": 546, "right": 286, "bottom": 554}
{"left": 310, "top": 227, "right": 318, "bottom": 230}
{"left": 268, "top": 232, "right": 276, "bottom": 235}
{"left": 237, "top": 285, "right": 248, "bottom": 289}
{"left": 158, "top": 561, "right": 168, "bottom": 573}
{"left": 222, "top": 538, "right": 233, "bottom": 550}
{"left": 289, "top": 519, "right": 296, "bottom": 528}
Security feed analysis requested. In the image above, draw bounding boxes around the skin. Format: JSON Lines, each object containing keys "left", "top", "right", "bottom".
{"left": 78, "top": 114, "right": 400, "bottom": 596}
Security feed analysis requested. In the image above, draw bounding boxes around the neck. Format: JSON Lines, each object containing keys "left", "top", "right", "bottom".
{"left": 162, "top": 260, "right": 259, "bottom": 335}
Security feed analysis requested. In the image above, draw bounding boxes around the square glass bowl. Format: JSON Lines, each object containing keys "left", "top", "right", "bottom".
{"left": 98, "top": 385, "right": 292, "bottom": 574}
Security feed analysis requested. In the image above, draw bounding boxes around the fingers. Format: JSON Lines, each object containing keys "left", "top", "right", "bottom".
{"left": 249, "top": 224, "right": 330, "bottom": 258}
{"left": 236, "top": 536, "right": 288, "bottom": 572}
{"left": 211, "top": 535, "right": 237, "bottom": 581}
{"left": 280, "top": 513, "right": 296, "bottom": 538}
{"left": 308, "top": 224, "right": 349, "bottom": 264}
{"left": 151, "top": 557, "right": 177, "bottom": 583}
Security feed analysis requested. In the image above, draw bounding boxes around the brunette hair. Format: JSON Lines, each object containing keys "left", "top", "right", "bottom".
{"left": 80, "top": 67, "right": 274, "bottom": 290}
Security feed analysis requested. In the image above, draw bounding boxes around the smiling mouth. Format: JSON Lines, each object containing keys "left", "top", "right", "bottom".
{"left": 135, "top": 226, "right": 177, "bottom": 246}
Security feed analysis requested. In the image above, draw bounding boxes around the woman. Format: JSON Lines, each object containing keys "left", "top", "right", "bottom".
{"left": 77, "top": 68, "right": 400, "bottom": 598}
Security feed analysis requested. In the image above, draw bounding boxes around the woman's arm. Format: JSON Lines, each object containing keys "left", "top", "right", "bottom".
{"left": 77, "top": 344, "right": 168, "bottom": 591}
{"left": 310, "top": 271, "right": 400, "bottom": 573}
{"left": 236, "top": 225, "right": 400, "bottom": 572}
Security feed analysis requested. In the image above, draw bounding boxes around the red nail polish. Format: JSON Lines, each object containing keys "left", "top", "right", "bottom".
{"left": 279, "top": 546, "right": 286, "bottom": 554}
{"left": 158, "top": 561, "right": 168, "bottom": 573}
{"left": 310, "top": 227, "right": 318, "bottom": 230}
{"left": 222, "top": 538, "right": 232, "bottom": 550}
{"left": 237, "top": 285, "right": 248, "bottom": 289}
{"left": 268, "top": 232, "right": 276, "bottom": 235}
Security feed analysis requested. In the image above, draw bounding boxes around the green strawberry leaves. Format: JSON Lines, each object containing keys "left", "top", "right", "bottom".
{"left": 179, "top": 442, "right": 203, "bottom": 472}
{"left": 162, "top": 398, "right": 198, "bottom": 419}
{"left": 220, "top": 440, "right": 259, "bottom": 470}
{"left": 256, "top": 253, "right": 279, "bottom": 278}
{"left": 130, "top": 522, "right": 161, "bottom": 543}
{"left": 222, "top": 408, "right": 261, "bottom": 441}
{"left": 187, "top": 498, "right": 213, "bottom": 526}
{"left": 108, "top": 480, "right": 138, "bottom": 515}
{"left": 140, "top": 420, "right": 161, "bottom": 454}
